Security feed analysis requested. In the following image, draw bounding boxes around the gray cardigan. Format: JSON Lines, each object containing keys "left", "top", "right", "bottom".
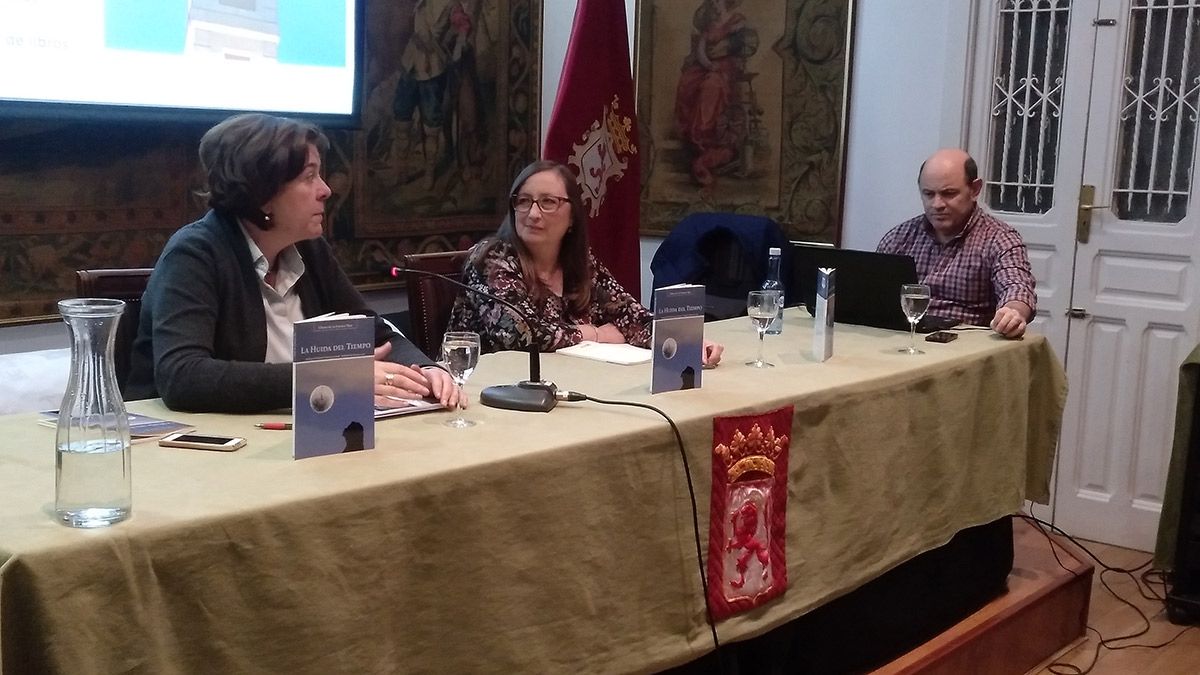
{"left": 126, "top": 210, "right": 432, "bottom": 412}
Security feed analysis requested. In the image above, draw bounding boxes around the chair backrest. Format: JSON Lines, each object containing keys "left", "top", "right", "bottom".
{"left": 399, "top": 250, "right": 471, "bottom": 360}
{"left": 74, "top": 268, "right": 153, "bottom": 393}
{"left": 650, "top": 212, "right": 789, "bottom": 320}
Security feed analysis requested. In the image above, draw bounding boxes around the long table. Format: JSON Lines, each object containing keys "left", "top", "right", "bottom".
{"left": 0, "top": 311, "right": 1066, "bottom": 674}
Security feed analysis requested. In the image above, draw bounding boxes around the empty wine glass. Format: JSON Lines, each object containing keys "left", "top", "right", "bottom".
{"left": 898, "top": 284, "right": 931, "bottom": 355}
{"left": 441, "top": 331, "right": 480, "bottom": 428}
{"left": 746, "top": 290, "right": 781, "bottom": 368}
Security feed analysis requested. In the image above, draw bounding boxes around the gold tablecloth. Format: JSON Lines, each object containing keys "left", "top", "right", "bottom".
{"left": 0, "top": 312, "right": 1067, "bottom": 674}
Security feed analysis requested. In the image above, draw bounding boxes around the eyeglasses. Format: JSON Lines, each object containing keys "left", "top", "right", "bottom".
{"left": 511, "top": 194, "right": 570, "bottom": 214}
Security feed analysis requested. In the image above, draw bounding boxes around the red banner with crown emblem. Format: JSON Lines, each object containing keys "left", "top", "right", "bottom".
{"left": 707, "top": 405, "right": 793, "bottom": 620}
{"left": 542, "top": 0, "right": 641, "bottom": 293}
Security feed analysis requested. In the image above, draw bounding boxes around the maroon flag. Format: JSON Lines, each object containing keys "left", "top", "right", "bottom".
{"left": 543, "top": 0, "right": 641, "bottom": 293}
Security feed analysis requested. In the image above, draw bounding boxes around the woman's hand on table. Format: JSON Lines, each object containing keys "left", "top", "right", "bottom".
{"left": 702, "top": 340, "right": 725, "bottom": 367}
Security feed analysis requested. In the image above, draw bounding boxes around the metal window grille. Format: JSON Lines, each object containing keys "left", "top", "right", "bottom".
{"left": 1114, "top": 0, "right": 1200, "bottom": 223}
{"left": 986, "top": 0, "right": 1072, "bottom": 214}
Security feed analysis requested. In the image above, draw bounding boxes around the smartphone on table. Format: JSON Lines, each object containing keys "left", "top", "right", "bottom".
{"left": 158, "top": 432, "right": 246, "bottom": 452}
{"left": 925, "top": 331, "right": 959, "bottom": 343}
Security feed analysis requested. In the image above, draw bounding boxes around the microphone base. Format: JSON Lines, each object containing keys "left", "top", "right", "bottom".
{"left": 481, "top": 382, "right": 558, "bottom": 413}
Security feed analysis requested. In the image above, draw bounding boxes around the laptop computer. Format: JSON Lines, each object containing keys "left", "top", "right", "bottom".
{"left": 788, "top": 243, "right": 958, "bottom": 332}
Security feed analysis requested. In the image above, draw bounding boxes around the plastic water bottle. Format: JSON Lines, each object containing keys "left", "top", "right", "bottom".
{"left": 763, "top": 247, "right": 785, "bottom": 334}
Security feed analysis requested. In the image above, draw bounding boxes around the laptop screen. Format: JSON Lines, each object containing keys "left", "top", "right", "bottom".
{"left": 788, "top": 243, "right": 921, "bottom": 332}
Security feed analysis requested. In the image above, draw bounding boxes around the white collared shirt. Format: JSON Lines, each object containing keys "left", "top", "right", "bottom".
{"left": 241, "top": 227, "right": 306, "bottom": 363}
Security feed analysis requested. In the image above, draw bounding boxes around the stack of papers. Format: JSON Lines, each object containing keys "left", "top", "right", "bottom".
{"left": 556, "top": 341, "right": 653, "bottom": 365}
{"left": 375, "top": 397, "right": 447, "bottom": 419}
{"left": 39, "top": 411, "right": 193, "bottom": 442}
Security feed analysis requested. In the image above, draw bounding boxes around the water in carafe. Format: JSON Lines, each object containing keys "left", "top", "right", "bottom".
{"left": 55, "top": 298, "right": 132, "bottom": 528}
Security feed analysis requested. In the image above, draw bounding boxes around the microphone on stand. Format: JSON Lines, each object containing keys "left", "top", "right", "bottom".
{"left": 386, "top": 264, "right": 562, "bottom": 412}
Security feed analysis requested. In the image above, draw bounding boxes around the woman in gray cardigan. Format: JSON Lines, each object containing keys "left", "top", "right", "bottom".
{"left": 126, "top": 113, "right": 458, "bottom": 413}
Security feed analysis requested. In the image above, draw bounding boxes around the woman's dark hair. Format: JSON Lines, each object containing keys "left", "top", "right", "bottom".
{"left": 198, "top": 113, "right": 329, "bottom": 230}
{"left": 475, "top": 160, "right": 593, "bottom": 314}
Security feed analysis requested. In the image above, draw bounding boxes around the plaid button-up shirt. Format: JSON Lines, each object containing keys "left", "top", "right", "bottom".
{"left": 877, "top": 206, "right": 1037, "bottom": 326}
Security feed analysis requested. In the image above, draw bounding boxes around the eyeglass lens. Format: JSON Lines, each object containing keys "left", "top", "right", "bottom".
{"left": 512, "top": 196, "right": 565, "bottom": 213}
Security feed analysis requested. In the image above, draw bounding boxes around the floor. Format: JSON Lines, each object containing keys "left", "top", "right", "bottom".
{"left": 1027, "top": 532, "right": 1200, "bottom": 674}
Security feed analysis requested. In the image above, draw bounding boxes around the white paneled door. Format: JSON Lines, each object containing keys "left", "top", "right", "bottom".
{"left": 969, "top": 0, "right": 1200, "bottom": 550}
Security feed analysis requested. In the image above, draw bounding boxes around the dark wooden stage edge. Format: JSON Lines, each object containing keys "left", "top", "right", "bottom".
{"left": 666, "top": 516, "right": 1016, "bottom": 674}
{"left": 875, "top": 517, "right": 1092, "bottom": 675}
{"left": 665, "top": 516, "right": 1092, "bottom": 674}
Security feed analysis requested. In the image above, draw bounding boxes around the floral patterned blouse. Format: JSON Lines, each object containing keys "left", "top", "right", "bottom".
{"left": 447, "top": 241, "right": 652, "bottom": 354}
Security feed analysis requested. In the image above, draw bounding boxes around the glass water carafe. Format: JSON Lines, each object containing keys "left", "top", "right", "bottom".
{"left": 55, "top": 298, "right": 132, "bottom": 528}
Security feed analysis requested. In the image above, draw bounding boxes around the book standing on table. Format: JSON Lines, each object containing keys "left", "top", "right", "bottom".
{"left": 292, "top": 314, "right": 375, "bottom": 459}
{"left": 651, "top": 284, "right": 705, "bottom": 394}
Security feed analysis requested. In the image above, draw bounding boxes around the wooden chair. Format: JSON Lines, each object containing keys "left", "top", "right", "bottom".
{"left": 399, "top": 250, "right": 471, "bottom": 360}
{"left": 74, "top": 268, "right": 154, "bottom": 392}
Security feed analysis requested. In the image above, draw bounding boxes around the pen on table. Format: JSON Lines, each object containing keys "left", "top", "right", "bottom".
{"left": 255, "top": 422, "right": 292, "bottom": 431}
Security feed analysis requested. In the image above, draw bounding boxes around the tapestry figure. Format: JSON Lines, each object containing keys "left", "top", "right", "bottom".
{"left": 673, "top": 0, "right": 763, "bottom": 189}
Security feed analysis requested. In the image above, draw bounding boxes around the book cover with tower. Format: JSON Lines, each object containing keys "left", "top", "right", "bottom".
{"left": 292, "top": 314, "right": 375, "bottom": 459}
{"left": 651, "top": 284, "right": 705, "bottom": 394}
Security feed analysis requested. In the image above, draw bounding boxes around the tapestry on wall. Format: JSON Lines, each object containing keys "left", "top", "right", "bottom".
{"left": 0, "top": 0, "right": 541, "bottom": 322}
{"left": 636, "top": 0, "right": 853, "bottom": 243}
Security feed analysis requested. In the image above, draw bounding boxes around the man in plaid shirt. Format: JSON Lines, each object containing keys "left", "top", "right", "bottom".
{"left": 877, "top": 148, "right": 1036, "bottom": 338}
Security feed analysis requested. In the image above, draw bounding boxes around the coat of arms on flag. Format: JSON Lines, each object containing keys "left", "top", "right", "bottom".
{"left": 566, "top": 94, "right": 638, "bottom": 218}
{"left": 706, "top": 405, "right": 792, "bottom": 620}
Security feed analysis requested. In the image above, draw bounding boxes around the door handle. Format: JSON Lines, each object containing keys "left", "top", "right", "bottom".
{"left": 1076, "top": 185, "right": 1110, "bottom": 243}
{"left": 1066, "top": 307, "right": 1091, "bottom": 319}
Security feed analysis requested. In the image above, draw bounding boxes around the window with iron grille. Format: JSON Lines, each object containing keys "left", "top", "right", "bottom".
{"left": 986, "top": 0, "right": 1072, "bottom": 215}
{"left": 1113, "top": 0, "right": 1200, "bottom": 223}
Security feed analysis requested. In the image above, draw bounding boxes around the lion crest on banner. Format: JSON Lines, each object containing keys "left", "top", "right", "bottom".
{"left": 566, "top": 94, "right": 638, "bottom": 217}
{"left": 707, "top": 406, "right": 793, "bottom": 620}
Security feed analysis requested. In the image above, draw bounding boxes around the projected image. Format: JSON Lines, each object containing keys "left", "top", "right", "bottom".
{"left": 0, "top": 0, "right": 355, "bottom": 115}
{"left": 105, "top": 0, "right": 345, "bottom": 66}
{"left": 184, "top": 0, "right": 281, "bottom": 63}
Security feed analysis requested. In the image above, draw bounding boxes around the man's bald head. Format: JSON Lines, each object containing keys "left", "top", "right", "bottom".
{"left": 917, "top": 148, "right": 983, "bottom": 242}
{"left": 917, "top": 148, "right": 978, "bottom": 185}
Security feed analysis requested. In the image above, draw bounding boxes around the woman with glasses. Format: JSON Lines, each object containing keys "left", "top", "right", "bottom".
{"left": 448, "top": 160, "right": 724, "bottom": 365}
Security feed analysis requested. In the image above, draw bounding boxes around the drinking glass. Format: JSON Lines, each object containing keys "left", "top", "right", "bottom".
{"left": 441, "top": 331, "right": 480, "bottom": 428}
{"left": 898, "top": 284, "right": 931, "bottom": 355}
{"left": 746, "top": 290, "right": 781, "bottom": 368}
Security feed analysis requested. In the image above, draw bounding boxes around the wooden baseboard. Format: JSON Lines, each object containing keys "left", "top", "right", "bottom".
{"left": 871, "top": 518, "right": 1093, "bottom": 675}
